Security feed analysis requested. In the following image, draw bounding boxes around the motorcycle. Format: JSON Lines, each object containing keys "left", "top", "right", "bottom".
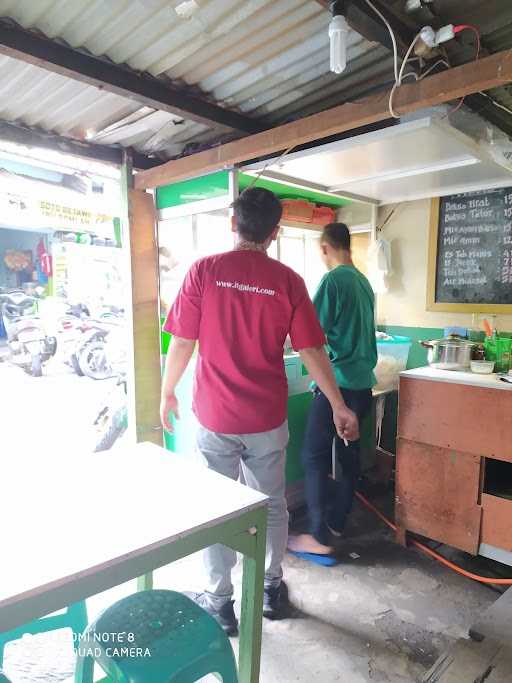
{"left": 0, "top": 290, "right": 57, "bottom": 377}
{"left": 97, "top": 304, "right": 125, "bottom": 321}
{"left": 74, "top": 316, "right": 126, "bottom": 380}
{"left": 43, "top": 300, "right": 125, "bottom": 380}
{"left": 92, "top": 372, "right": 128, "bottom": 451}
{"left": 51, "top": 301, "right": 92, "bottom": 376}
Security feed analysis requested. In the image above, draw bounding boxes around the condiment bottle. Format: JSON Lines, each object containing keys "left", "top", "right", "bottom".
{"left": 474, "top": 344, "right": 485, "bottom": 361}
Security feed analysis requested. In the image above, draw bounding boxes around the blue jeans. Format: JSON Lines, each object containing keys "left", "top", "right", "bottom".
{"left": 301, "top": 387, "right": 372, "bottom": 546}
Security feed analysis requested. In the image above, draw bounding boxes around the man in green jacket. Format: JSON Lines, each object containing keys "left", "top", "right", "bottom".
{"left": 288, "top": 223, "right": 377, "bottom": 555}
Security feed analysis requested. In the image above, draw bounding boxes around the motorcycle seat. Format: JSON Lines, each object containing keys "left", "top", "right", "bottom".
{"left": 2, "top": 300, "right": 36, "bottom": 318}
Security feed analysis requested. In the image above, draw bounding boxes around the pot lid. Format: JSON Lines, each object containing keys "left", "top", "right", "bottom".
{"left": 428, "top": 337, "right": 476, "bottom": 347}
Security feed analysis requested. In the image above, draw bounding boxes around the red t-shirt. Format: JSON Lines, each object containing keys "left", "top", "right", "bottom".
{"left": 164, "top": 250, "right": 325, "bottom": 434}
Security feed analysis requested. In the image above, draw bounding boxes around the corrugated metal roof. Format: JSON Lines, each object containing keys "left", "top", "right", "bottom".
{"left": 0, "top": 0, "right": 511, "bottom": 160}
{"left": 0, "top": 0, "right": 384, "bottom": 158}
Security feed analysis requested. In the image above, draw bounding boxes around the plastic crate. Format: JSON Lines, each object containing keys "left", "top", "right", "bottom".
{"left": 281, "top": 199, "right": 314, "bottom": 222}
{"left": 311, "top": 206, "right": 336, "bottom": 225}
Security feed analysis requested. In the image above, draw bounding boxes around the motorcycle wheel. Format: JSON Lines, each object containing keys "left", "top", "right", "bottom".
{"left": 29, "top": 355, "right": 43, "bottom": 377}
{"left": 78, "top": 340, "right": 113, "bottom": 380}
{"left": 71, "top": 353, "right": 84, "bottom": 377}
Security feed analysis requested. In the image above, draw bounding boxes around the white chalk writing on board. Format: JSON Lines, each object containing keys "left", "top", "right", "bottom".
{"left": 435, "top": 187, "right": 512, "bottom": 303}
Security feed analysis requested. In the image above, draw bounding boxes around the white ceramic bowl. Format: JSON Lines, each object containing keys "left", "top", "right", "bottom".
{"left": 470, "top": 360, "right": 495, "bottom": 374}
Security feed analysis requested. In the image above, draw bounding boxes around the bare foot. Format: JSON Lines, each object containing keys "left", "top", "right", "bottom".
{"left": 287, "top": 534, "right": 334, "bottom": 555}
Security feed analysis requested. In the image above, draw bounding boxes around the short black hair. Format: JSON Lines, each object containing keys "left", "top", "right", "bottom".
{"left": 232, "top": 187, "right": 282, "bottom": 243}
{"left": 321, "top": 222, "right": 351, "bottom": 251}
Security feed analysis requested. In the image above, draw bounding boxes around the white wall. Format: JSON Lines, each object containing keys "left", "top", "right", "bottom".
{"left": 377, "top": 198, "right": 512, "bottom": 331}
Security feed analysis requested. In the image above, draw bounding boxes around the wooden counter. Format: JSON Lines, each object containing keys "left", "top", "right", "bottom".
{"left": 396, "top": 367, "right": 512, "bottom": 563}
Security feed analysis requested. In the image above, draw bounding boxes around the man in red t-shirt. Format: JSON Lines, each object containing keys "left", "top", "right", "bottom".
{"left": 161, "top": 187, "right": 358, "bottom": 635}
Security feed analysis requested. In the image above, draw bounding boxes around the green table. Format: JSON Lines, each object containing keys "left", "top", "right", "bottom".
{"left": 0, "top": 442, "right": 268, "bottom": 682}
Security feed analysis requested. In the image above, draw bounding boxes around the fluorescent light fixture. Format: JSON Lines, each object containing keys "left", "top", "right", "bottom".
{"left": 329, "top": 15, "right": 349, "bottom": 74}
{"left": 327, "top": 156, "right": 480, "bottom": 190}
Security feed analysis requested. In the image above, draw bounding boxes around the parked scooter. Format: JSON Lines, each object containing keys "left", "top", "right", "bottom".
{"left": 97, "top": 304, "right": 125, "bottom": 321}
{"left": 75, "top": 316, "right": 126, "bottom": 380}
{"left": 52, "top": 301, "right": 92, "bottom": 376}
{"left": 92, "top": 371, "right": 128, "bottom": 451}
{"left": 0, "top": 290, "right": 56, "bottom": 377}
{"left": 46, "top": 300, "right": 125, "bottom": 380}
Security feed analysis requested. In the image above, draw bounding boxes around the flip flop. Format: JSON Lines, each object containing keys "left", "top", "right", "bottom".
{"left": 289, "top": 550, "right": 338, "bottom": 566}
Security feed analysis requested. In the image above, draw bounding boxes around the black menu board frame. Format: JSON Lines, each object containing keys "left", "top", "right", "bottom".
{"left": 427, "top": 192, "right": 512, "bottom": 313}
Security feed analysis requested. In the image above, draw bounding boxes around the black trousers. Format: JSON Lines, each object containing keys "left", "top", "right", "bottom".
{"left": 301, "top": 387, "right": 372, "bottom": 545}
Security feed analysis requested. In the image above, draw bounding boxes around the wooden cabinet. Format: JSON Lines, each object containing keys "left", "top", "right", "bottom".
{"left": 395, "top": 370, "right": 512, "bottom": 560}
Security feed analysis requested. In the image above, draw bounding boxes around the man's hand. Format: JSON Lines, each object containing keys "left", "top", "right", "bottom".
{"left": 160, "top": 392, "right": 179, "bottom": 433}
{"left": 299, "top": 346, "right": 359, "bottom": 441}
{"left": 333, "top": 403, "right": 359, "bottom": 442}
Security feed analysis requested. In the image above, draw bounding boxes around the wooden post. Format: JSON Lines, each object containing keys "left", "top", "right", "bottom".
{"left": 121, "top": 152, "right": 163, "bottom": 447}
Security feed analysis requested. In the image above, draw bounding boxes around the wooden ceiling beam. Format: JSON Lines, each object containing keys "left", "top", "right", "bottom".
{"left": 134, "top": 49, "right": 512, "bottom": 190}
{"left": 0, "top": 20, "right": 265, "bottom": 135}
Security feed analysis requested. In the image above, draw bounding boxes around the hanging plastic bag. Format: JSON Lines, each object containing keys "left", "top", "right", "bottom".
{"left": 368, "top": 238, "right": 392, "bottom": 294}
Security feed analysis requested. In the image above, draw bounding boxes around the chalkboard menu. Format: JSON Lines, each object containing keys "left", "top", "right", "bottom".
{"left": 428, "top": 188, "right": 512, "bottom": 312}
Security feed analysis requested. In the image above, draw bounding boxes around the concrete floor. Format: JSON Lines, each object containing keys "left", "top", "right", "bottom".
{"left": 3, "top": 494, "right": 498, "bottom": 683}
{"left": 0, "top": 350, "right": 501, "bottom": 682}
{"left": 0, "top": 356, "right": 120, "bottom": 454}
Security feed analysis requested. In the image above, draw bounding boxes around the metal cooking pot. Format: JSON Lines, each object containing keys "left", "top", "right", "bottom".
{"left": 420, "top": 338, "right": 476, "bottom": 371}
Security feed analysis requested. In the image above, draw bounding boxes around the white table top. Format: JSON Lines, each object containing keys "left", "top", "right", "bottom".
{"left": 0, "top": 442, "right": 267, "bottom": 618}
{"left": 401, "top": 366, "right": 512, "bottom": 391}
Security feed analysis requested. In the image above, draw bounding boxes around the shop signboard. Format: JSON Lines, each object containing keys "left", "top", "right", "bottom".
{"left": 0, "top": 191, "right": 116, "bottom": 237}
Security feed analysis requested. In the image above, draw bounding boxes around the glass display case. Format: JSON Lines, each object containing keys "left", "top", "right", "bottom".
{"left": 158, "top": 211, "right": 328, "bottom": 317}
{"left": 158, "top": 207, "right": 233, "bottom": 318}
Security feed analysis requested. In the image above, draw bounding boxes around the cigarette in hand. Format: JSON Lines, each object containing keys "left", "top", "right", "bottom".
{"left": 343, "top": 437, "right": 348, "bottom": 447}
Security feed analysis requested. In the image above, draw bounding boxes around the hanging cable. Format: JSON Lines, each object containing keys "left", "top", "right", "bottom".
{"left": 388, "top": 31, "right": 422, "bottom": 118}
{"left": 364, "top": 0, "right": 399, "bottom": 83}
{"left": 453, "top": 24, "right": 481, "bottom": 55}
{"left": 242, "top": 144, "right": 296, "bottom": 193}
{"left": 444, "top": 24, "right": 481, "bottom": 117}
{"left": 419, "top": 58, "right": 451, "bottom": 80}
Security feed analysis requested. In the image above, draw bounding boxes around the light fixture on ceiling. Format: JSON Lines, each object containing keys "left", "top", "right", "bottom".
{"left": 329, "top": 1, "right": 349, "bottom": 74}
{"left": 327, "top": 156, "right": 480, "bottom": 190}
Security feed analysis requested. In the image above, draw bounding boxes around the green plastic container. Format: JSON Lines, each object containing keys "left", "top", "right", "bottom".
{"left": 484, "top": 336, "right": 512, "bottom": 373}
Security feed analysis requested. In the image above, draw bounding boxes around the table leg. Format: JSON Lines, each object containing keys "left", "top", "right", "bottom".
{"left": 238, "top": 507, "right": 268, "bottom": 683}
{"left": 136, "top": 573, "right": 153, "bottom": 591}
{"left": 396, "top": 525, "right": 408, "bottom": 547}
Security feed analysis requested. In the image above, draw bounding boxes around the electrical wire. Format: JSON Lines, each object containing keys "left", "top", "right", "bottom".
{"left": 384, "top": 21, "right": 480, "bottom": 121}
{"left": 355, "top": 491, "right": 512, "bottom": 586}
{"left": 478, "top": 90, "right": 512, "bottom": 117}
{"left": 419, "top": 58, "right": 451, "bottom": 80}
{"left": 388, "top": 71, "right": 418, "bottom": 118}
{"left": 445, "top": 24, "right": 481, "bottom": 117}
{"left": 454, "top": 24, "right": 481, "bottom": 56}
{"left": 243, "top": 144, "right": 296, "bottom": 193}
{"left": 388, "top": 31, "right": 422, "bottom": 118}
{"left": 349, "top": 3, "right": 430, "bottom": 119}
{"left": 364, "top": 0, "right": 399, "bottom": 83}
{"left": 398, "top": 32, "right": 422, "bottom": 86}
